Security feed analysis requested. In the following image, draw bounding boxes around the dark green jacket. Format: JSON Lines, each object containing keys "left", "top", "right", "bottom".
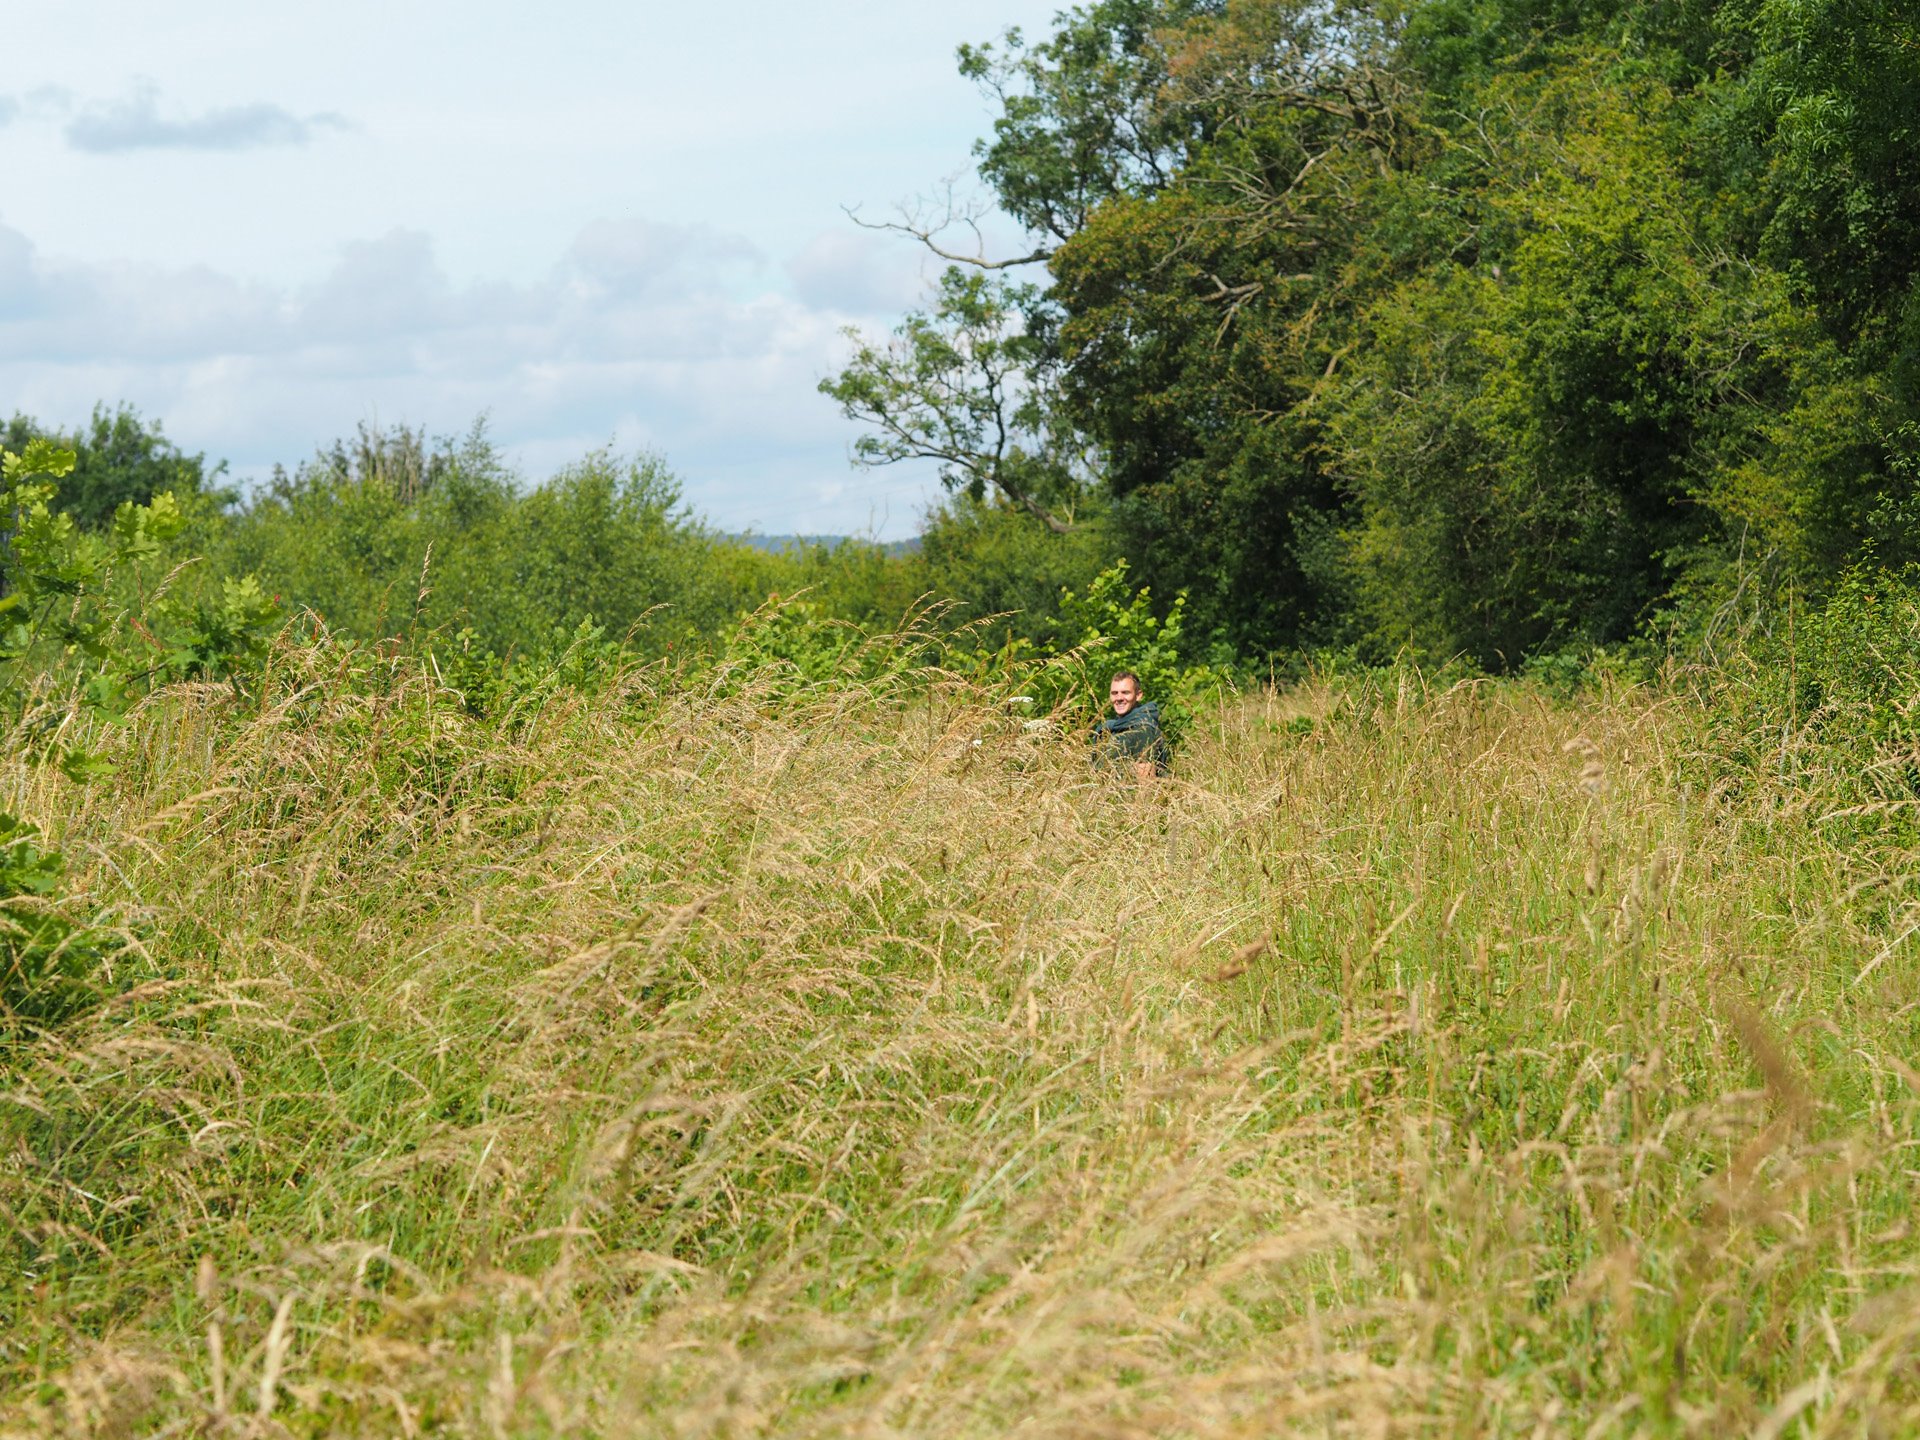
{"left": 1094, "top": 701, "right": 1170, "bottom": 774}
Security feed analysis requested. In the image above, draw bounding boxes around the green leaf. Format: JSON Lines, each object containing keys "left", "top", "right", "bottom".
{"left": 143, "top": 490, "right": 186, "bottom": 543}
{"left": 111, "top": 499, "right": 158, "bottom": 560}
{"left": 2, "top": 439, "right": 77, "bottom": 481}
{"left": 58, "top": 746, "right": 119, "bottom": 784}
{"left": 82, "top": 671, "right": 130, "bottom": 721}
{"left": 0, "top": 812, "right": 64, "bottom": 896}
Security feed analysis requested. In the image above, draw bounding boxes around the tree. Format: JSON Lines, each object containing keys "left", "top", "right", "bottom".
{"left": 819, "top": 269, "right": 1092, "bottom": 535}
{"left": 1039, "top": 0, "right": 1411, "bottom": 649}
{"left": 839, "top": 0, "right": 1920, "bottom": 664}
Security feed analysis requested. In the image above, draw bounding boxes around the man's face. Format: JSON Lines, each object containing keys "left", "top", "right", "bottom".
{"left": 1110, "top": 677, "right": 1142, "bottom": 715}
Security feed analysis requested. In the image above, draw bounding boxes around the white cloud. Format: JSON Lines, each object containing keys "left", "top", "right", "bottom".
{"left": 565, "top": 219, "right": 762, "bottom": 299}
{"left": 786, "top": 228, "right": 929, "bottom": 318}
{"left": 298, "top": 231, "right": 453, "bottom": 342}
{"left": 0, "top": 215, "right": 941, "bottom": 536}
{"left": 0, "top": 224, "right": 286, "bottom": 359}
{"left": 64, "top": 80, "right": 349, "bottom": 152}
{"left": 0, "top": 224, "right": 41, "bottom": 317}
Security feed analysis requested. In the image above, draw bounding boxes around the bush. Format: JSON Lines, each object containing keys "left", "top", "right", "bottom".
{"left": 715, "top": 593, "right": 942, "bottom": 700}
{"left": 958, "top": 560, "right": 1229, "bottom": 750}
{"left": 916, "top": 498, "right": 1117, "bottom": 649}
{"left": 435, "top": 617, "right": 629, "bottom": 723}
{"left": 3, "top": 404, "right": 227, "bottom": 531}
{"left": 214, "top": 426, "right": 769, "bottom": 659}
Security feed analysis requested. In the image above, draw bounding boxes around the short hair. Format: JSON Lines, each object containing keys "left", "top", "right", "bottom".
{"left": 1110, "top": 670, "right": 1143, "bottom": 692}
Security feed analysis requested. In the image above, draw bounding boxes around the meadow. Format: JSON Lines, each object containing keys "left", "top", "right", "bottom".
{"left": 8, "top": 0, "right": 1916, "bottom": 1422}
{"left": 5, "top": 624, "right": 1917, "bottom": 1437}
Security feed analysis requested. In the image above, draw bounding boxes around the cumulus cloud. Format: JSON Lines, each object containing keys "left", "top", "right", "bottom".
{"left": 0, "top": 225, "right": 39, "bottom": 318}
{"left": 0, "top": 215, "right": 929, "bottom": 535}
{"left": 785, "top": 228, "right": 926, "bottom": 317}
{"left": 0, "top": 221, "right": 287, "bottom": 358}
{"left": 0, "top": 87, "right": 78, "bottom": 126}
{"left": 299, "top": 231, "right": 454, "bottom": 342}
{"left": 566, "top": 219, "right": 761, "bottom": 298}
{"left": 65, "top": 80, "right": 349, "bottom": 152}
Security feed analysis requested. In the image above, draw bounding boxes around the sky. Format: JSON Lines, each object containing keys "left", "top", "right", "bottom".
{"left": 0, "top": 1, "right": 1065, "bottom": 538}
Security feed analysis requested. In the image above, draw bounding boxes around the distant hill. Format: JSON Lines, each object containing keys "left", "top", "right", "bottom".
{"left": 726, "top": 533, "right": 920, "bottom": 557}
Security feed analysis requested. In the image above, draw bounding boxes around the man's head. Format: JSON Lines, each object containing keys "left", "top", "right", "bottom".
{"left": 1109, "top": 671, "right": 1144, "bottom": 716}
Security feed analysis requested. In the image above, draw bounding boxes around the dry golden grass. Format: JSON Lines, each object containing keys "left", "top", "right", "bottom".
{"left": 4, "top": 643, "right": 1919, "bottom": 1436}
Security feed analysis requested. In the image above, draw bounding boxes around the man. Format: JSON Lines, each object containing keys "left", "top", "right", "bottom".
{"left": 1094, "top": 671, "right": 1171, "bottom": 780}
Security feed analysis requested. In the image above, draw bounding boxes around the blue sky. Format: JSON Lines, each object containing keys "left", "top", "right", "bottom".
{"left": 1, "top": 1, "right": 1064, "bottom": 537}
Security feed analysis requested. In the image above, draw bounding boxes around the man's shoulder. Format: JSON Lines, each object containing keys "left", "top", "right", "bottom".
{"left": 1098, "top": 703, "right": 1163, "bottom": 733}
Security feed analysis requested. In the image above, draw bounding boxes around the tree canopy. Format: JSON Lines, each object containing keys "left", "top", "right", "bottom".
{"left": 829, "top": 0, "right": 1920, "bottom": 665}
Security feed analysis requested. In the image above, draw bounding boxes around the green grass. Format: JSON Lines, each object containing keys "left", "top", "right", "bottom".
{"left": 5, "top": 642, "right": 1920, "bottom": 1436}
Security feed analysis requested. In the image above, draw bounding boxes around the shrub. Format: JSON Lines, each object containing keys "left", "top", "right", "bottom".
{"left": 715, "top": 593, "right": 942, "bottom": 700}
{"left": 2, "top": 404, "right": 227, "bottom": 531}
{"left": 948, "top": 560, "right": 1229, "bottom": 753}
{"left": 915, "top": 498, "right": 1118, "bottom": 648}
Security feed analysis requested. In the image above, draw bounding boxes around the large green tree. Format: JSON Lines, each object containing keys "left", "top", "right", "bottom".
{"left": 829, "top": 0, "right": 1920, "bottom": 664}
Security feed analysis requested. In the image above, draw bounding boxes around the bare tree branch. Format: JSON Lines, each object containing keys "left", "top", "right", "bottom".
{"left": 843, "top": 183, "right": 1055, "bottom": 272}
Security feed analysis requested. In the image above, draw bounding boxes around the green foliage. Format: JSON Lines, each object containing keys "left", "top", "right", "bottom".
{"left": 717, "top": 594, "right": 939, "bottom": 699}
{"left": 211, "top": 421, "right": 500, "bottom": 643}
{"left": 1518, "top": 643, "right": 1651, "bottom": 698}
{"left": 215, "top": 425, "right": 751, "bottom": 657}
{"left": 156, "top": 574, "right": 281, "bottom": 686}
{"left": 1720, "top": 0, "right": 1920, "bottom": 353}
{"left": 1035, "top": 0, "right": 1404, "bottom": 653}
{"left": 819, "top": 268, "right": 1090, "bottom": 533}
{"left": 958, "top": 0, "right": 1216, "bottom": 243}
{"left": 17, "top": 414, "right": 937, "bottom": 691}
{"left": 435, "top": 617, "right": 627, "bottom": 722}
{"left": 3, "top": 404, "right": 226, "bottom": 531}
{"left": 1795, "top": 567, "right": 1920, "bottom": 757}
{"left": 816, "top": 0, "right": 1920, "bottom": 668}
{"left": 719, "top": 596, "right": 867, "bottom": 687}
{"left": 1053, "top": 560, "right": 1193, "bottom": 700}
{"left": 0, "top": 435, "right": 263, "bottom": 1042}
{"left": 0, "top": 812, "right": 129, "bottom": 1038}
{"left": 3, "top": 437, "right": 276, "bottom": 720}
{"left": 992, "top": 560, "right": 1227, "bottom": 744}
{"left": 1325, "top": 64, "right": 1754, "bottom": 663}
{"left": 2, "top": 439, "right": 182, "bottom": 678}
{"left": 916, "top": 495, "right": 1118, "bottom": 648}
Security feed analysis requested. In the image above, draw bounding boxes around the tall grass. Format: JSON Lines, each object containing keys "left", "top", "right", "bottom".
{"left": 4, "top": 638, "right": 1919, "bottom": 1436}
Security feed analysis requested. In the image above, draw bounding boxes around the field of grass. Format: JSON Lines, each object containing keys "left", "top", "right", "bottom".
{"left": 5, "top": 639, "right": 1920, "bottom": 1436}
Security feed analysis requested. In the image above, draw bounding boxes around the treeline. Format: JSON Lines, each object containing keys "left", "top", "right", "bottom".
{"left": 826, "top": 0, "right": 1920, "bottom": 666}
{"left": 1, "top": 406, "right": 1121, "bottom": 667}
